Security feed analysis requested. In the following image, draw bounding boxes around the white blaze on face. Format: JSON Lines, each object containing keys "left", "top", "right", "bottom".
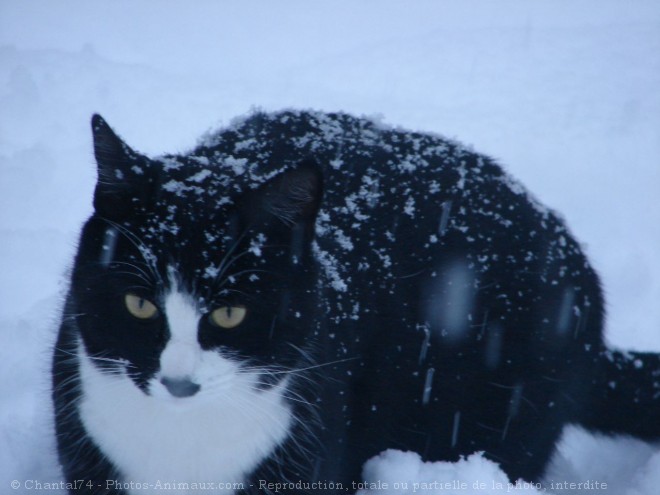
{"left": 159, "top": 290, "right": 201, "bottom": 380}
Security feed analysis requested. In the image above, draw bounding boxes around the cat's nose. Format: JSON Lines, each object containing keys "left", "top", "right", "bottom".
{"left": 160, "top": 377, "right": 201, "bottom": 398}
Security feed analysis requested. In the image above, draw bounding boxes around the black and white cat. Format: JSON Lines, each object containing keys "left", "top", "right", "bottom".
{"left": 53, "top": 110, "right": 660, "bottom": 494}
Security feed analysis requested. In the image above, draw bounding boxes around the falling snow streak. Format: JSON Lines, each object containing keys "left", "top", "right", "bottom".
{"left": 426, "top": 261, "right": 476, "bottom": 343}
{"left": 556, "top": 287, "right": 575, "bottom": 335}
{"left": 438, "top": 200, "right": 452, "bottom": 236}
{"left": 422, "top": 367, "right": 435, "bottom": 405}
{"left": 502, "top": 384, "right": 524, "bottom": 441}
{"left": 451, "top": 411, "right": 461, "bottom": 448}
{"left": 418, "top": 323, "right": 431, "bottom": 364}
{"left": 574, "top": 304, "right": 590, "bottom": 340}
{"left": 100, "top": 226, "right": 118, "bottom": 267}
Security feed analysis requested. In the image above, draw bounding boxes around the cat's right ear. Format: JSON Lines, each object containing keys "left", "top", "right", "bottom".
{"left": 250, "top": 160, "right": 324, "bottom": 229}
{"left": 91, "top": 114, "right": 149, "bottom": 220}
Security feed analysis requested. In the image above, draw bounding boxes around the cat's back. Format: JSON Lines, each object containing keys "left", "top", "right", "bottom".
{"left": 192, "top": 110, "right": 593, "bottom": 314}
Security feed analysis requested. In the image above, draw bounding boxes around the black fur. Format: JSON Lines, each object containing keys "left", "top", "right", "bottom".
{"left": 53, "top": 110, "right": 660, "bottom": 493}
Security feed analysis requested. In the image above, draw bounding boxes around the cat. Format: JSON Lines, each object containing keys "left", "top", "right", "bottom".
{"left": 53, "top": 110, "right": 660, "bottom": 494}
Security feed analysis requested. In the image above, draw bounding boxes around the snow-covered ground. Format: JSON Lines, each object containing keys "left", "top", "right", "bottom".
{"left": 1, "top": 1, "right": 659, "bottom": 493}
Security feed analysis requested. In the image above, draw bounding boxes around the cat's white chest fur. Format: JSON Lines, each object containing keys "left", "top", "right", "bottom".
{"left": 77, "top": 290, "right": 293, "bottom": 495}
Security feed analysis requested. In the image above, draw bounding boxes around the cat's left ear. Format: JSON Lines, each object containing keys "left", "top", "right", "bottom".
{"left": 91, "top": 114, "right": 150, "bottom": 219}
{"left": 252, "top": 160, "right": 324, "bottom": 229}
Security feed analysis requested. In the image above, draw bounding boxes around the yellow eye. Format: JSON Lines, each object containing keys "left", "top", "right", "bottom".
{"left": 209, "top": 306, "right": 247, "bottom": 329}
{"left": 124, "top": 294, "right": 159, "bottom": 320}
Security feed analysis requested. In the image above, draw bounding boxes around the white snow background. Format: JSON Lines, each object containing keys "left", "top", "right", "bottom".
{"left": 1, "top": 1, "right": 659, "bottom": 493}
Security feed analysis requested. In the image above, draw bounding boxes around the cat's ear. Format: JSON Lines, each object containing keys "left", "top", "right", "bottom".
{"left": 253, "top": 160, "right": 324, "bottom": 228}
{"left": 91, "top": 114, "right": 149, "bottom": 219}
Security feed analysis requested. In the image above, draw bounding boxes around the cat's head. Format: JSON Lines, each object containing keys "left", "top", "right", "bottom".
{"left": 71, "top": 115, "right": 323, "bottom": 402}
